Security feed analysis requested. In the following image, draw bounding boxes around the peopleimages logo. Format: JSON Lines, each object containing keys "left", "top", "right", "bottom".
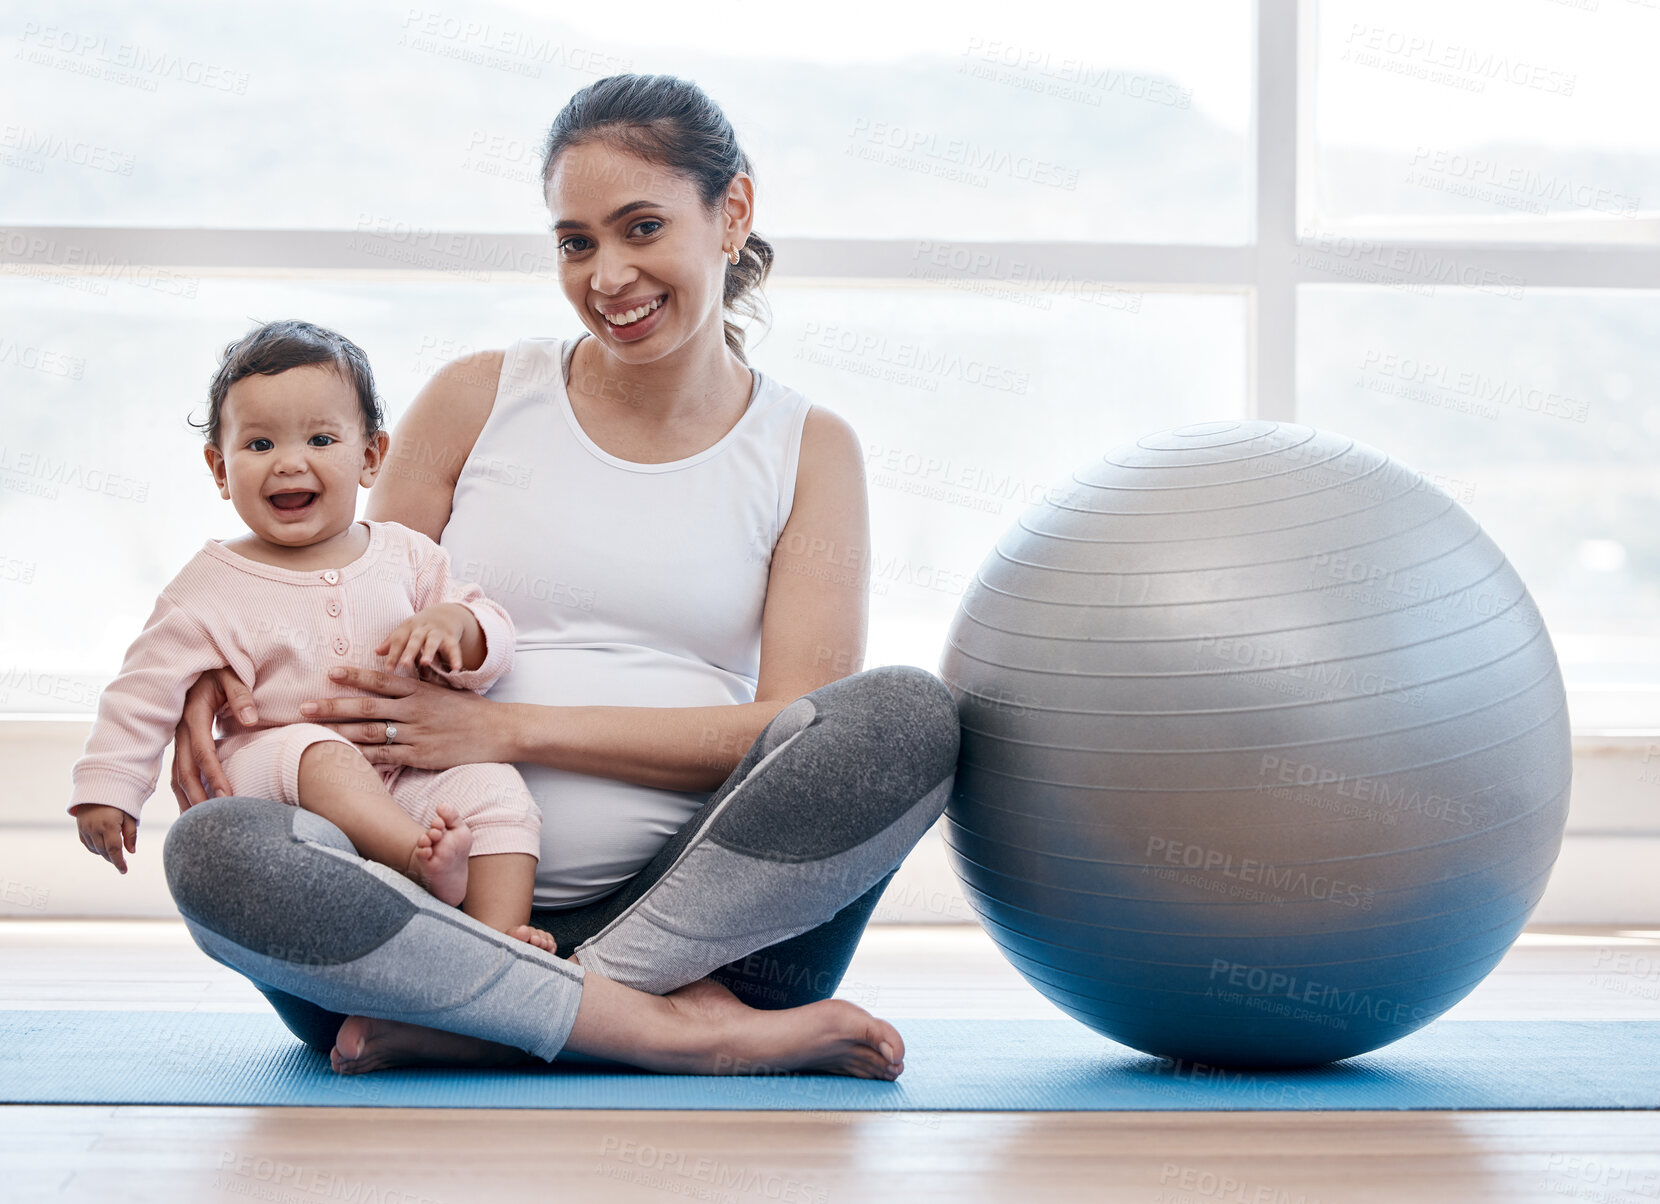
{"left": 0, "top": 124, "right": 135, "bottom": 175}
{"left": 454, "top": 558, "right": 594, "bottom": 611}
{"left": 1340, "top": 22, "right": 1577, "bottom": 97}
{"left": 1144, "top": 835, "right": 1376, "bottom": 910}
{"left": 846, "top": 116, "right": 1081, "bottom": 191}
{"left": 1258, "top": 754, "right": 1488, "bottom": 827}
{"left": 798, "top": 322, "right": 1031, "bottom": 395}
{"left": 1404, "top": 146, "right": 1640, "bottom": 219}
{"left": 1357, "top": 348, "right": 1590, "bottom": 423}
{"left": 0, "top": 446, "right": 149, "bottom": 502}
{"left": 16, "top": 22, "right": 251, "bottom": 93}
{"left": 959, "top": 37, "right": 1194, "bottom": 109}
{"left": 0, "top": 338, "right": 85, "bottom": 379}
{"left": 0, "top": 230, "right": 200, "bottom": 299}
{"left": 1193, "top": 633, "right": 1426, "bottom": 707}
{"left": 1207, "top": 958, "right": 1436, "bottom": 1028}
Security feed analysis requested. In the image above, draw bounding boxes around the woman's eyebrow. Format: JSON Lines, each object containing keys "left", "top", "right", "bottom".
{"left": 552, "top": 199, "right": 662, "bottom": 232}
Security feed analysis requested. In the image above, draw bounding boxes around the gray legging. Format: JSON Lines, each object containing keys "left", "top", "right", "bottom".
{"left": 162, "top": 664, "right": 960, "bottom": 1061}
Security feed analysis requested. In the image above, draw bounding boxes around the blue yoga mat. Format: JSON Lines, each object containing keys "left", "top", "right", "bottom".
{"left": 1, "top": 1011, "right": 1652, "bottom": 1110}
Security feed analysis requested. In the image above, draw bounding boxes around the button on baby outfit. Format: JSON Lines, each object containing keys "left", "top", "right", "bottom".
{"left": 322, "top": 570, "right": 339, "bottom": 584}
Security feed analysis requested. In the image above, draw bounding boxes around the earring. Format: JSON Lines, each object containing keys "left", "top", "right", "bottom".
{"left": 727, "top": 245, "right": 741, "bottom": 265}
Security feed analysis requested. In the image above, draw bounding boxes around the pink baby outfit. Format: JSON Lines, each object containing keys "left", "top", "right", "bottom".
{"left": 69, "top": 519, "right": 541, "bottom": 859}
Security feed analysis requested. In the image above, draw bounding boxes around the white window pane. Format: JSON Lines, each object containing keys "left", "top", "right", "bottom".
{"left": 2, "top": 0, "right": 1252, "bottom": 242}
{"left": 1297, "top": 285, "right": 1660, "bottom": 714}
{"left": 0, "top": 274, "right": 1245, "bottom": 709}
{"left": 1311, "top": 0, "right": 1660, "bottom": 237}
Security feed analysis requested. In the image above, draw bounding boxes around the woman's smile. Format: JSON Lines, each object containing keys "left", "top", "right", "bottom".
{"left": 599, "top": 293, "right": 668, "bottom": 342}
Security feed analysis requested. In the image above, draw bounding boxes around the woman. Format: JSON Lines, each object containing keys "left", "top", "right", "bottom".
{"left": 161, "top": 73, "right": 961, "bottom": 1077}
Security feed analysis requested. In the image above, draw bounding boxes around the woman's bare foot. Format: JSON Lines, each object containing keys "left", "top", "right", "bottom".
{"left": 508, "top": 924, "right": 558, "bottom": 953}
{"left": 656, "top": 977, "right": 905, "bottom": 1080}
{"left": 330, "top": 1014, "right": 532, "bottom": 1075}
{"left": 331, "top": 976, "right": 905, "bottom": 1082}
{"left": 407, "top": 802, "right": 472, "bottom": 907}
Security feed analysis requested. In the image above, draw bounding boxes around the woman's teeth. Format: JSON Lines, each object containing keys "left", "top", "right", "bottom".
{"left": 603, "top": 296, "right": 664, "bottom": 327}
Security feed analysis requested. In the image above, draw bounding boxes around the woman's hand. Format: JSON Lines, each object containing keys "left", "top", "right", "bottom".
{"left": 299, "top": 665, "right": 514, "bottom": 771}
{"left": 170, "top": 667, "right": 257, "bottom": 812}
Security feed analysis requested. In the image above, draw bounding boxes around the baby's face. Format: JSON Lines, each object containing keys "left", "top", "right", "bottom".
{"left": 207, "top": 364, "right": 379, "bottom": 548}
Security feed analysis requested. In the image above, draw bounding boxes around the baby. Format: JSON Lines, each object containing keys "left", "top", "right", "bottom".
{"left": 70, "top": 318, "right": 554, "bottom": 952}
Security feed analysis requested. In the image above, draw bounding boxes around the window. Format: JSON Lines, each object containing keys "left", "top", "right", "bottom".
{"left": 1298, "top": 285, "right": 1660, "bottom": 727}
{"left": 1, "top": 0, "right": 1253, "bottom": 240}
{"left": 5, "top": 1, "right": 1656, "bottom": 920}
{"left": 2, "top": 0, "right": 1255, "bottom": 706}
{"left": 1298, "top": 0, "right": 1660, "bottom": 728}
{"left": 1309, "top": 0, "right": 1660, "bottom": 240}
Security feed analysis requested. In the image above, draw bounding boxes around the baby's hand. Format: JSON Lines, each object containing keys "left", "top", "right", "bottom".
{"left": 377, "top": 603, "right": 478, "bottom": 677}
{"left": 73, "top": 803, "right": 138, "bottom": 874}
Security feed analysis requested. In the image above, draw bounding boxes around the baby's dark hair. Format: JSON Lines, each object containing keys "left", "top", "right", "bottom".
{"left": 193, "top": 319, "right": 383, "bottom": 447}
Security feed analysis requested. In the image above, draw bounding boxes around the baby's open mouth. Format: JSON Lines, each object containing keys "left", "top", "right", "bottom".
{"left": 268, "top": 492, "right": 317, "bottom": 511}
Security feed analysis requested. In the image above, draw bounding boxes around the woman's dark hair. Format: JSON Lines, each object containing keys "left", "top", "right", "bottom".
{"left": 539, "top": 73, "right": 773, "bottom": 365}
{"left": 193, "top": 319, "right": 383, "bottom": 447}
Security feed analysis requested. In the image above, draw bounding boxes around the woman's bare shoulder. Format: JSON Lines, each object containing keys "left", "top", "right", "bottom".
{"left": 366, "top": 350, "right": 506, "bottom": 539}
{"left": 779, "top": 402, "right": 868, "bottom": 547}
{"left": 793, "top": 403, "right": 865, "bottom": 498}
{"left": 412, "top": 349, "right": 506, "bottom": 436}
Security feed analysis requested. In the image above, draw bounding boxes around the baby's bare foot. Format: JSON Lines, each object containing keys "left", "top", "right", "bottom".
{"left": 509, "top": 924, "right": 558, "bottom": 953}
{"left": 331, "top": 1014, "right": 530, "bottom": 1075}
{"left": 665, "top": 978, "right": 906, "bottom": 1080}
{"left": 409, "top": 801, "right": 472, "bottom": 907}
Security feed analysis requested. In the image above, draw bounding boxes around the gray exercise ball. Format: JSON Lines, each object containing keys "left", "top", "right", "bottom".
{"left": 938, "top": 421, "right": 1571, "bottom": 1068}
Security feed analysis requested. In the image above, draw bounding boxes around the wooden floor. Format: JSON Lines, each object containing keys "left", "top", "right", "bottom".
{"left": 4, "top": 920, "right": 1660, "bottom": 1202}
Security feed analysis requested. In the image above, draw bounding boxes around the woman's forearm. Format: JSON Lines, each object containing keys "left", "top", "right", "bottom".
{"left": 501, "top": 699, "right": 791, "bottom": 793}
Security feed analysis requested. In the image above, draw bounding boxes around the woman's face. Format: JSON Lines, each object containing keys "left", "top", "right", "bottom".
{"left": 547, "top": 140, "right": 751, "bottom": 363}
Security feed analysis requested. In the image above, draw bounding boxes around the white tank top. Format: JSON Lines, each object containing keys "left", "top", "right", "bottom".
{"left": 441, "top": 334, "right": 814, "bottom": 907}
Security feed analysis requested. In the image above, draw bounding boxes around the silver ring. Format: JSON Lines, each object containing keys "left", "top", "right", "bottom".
{"left": 383, "top": 724, "right": 398, "bottom": 744}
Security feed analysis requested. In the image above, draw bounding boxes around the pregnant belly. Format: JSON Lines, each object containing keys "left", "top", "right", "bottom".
{"left": 487, "top": 643, "right": 756, "bottom": 709}
{"left": 487, "top": 644, "right": 752, "bottom": 908}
